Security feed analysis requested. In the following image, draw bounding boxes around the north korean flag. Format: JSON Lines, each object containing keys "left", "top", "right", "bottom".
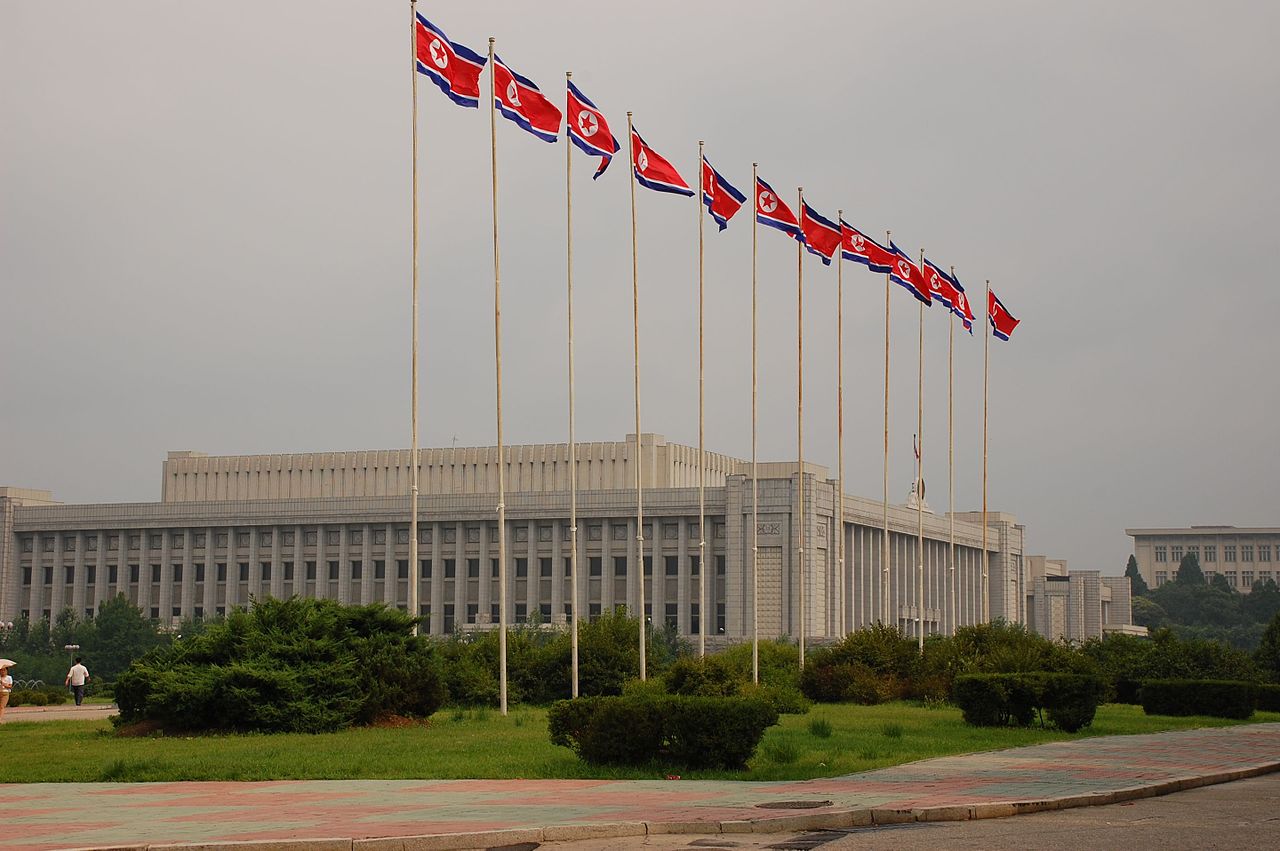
{"left": 839, "top": 220, "right": 894, "bottom": 274}
{"left": 889, "top": 242, "right": 932, "bottom": 306}
{"left": 988, "top": 289, "right": 1020, "bottom": 341}
{"left": 701, "top": 157, "right": 746, "bottom": 231}
{"left": 415, "top": 14, "right": 487, "bottom": 108}
{"left": 755, "top": 177, "right": 799, "bottom": 238}
{"left": 493, "top": 56, "right": 562, "bottom": 143}
{"left": 800, "top": 201, "right": 841, "bottom": 266}
{"left": 567, "top": 80, "right": 618, "bottom": 179}
{"left": 630, "top": 127, "right": 693, "bottom": 196}
{"left": 923, "top": 259, "right": 974, "bottom": 332}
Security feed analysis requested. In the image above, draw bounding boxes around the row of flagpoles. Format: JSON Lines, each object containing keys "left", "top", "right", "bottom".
{"left": 408, "top": 6, "right": 1022, "bottom": 712}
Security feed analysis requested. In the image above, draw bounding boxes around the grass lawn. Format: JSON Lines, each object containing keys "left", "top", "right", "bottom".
{"left": 1, "top": 702, "right": 1275, "bottom": 784}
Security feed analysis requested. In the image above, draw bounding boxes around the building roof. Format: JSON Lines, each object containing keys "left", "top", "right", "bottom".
{"left": 1126, "top": 527, "right": 1280, "bottom": 536}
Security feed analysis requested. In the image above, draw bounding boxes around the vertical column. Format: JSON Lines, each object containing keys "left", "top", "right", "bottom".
{"left": 27, "top": 533, "right": 43, "bottom": 618}
{"left": 360, "top": 523, "right": 373, "bottom": 604}
{"left": 315, "top": 525, "right": 328, "bottom": 600}
{"left": 202, "top": 526, "right": 217, "bottom": 616}
{"left": 479, "top": 521, "right": 492, "bottom": 622}
{"left": 724, "top": 477, "right": 745, "bottom": 639}
{"left": 430, "top": 521, "right": 443, "bottom": 635}
{"left": 293, "top": 524, "right": 304, "bottom": 601}
{"left": 224, "top": 527, "right": 238, "bottom": 609}
{"left": 158, "top": 531, "right": 173, "bottom": 624}
{"left": 626, "top": 517, "right": 637, "bottom": 617}
{"left": 71, "top": 532, "right": 86, "bottom": 616}
{"left": 677, "top": 517, "right": 690, "bottom": 636}
{"left": 383, "top": 523, "right": 396, "bottom": 605}
{"left": 457, "top": 521, "right": 469, "bottom": 625}
{"left": 49, "top": 533, "right": 66, "bottom": 618}
{"left": 338, "top": 526, "right": 351, "bottom": 605}
{"left": 94, "top": 532, "right": 108, "bottom": 613}
{"left": 651, "top": 519, "right": 665, "bottom": 631}
{"left": 270, "top": 526, "right": 284, "bottom": 600}
{"left": 523, "top": 520, "right": 536, "bottom": 621}
{"left": 181, "top": 528, "right": 195, "bottom": 619}
{"left": 551, "top": 519, "right": 564, "bottom": 624}
{"left": 114, "top": 531, "right": 128, "bottom": 599}
{"left": 601, "top": 519, "right": 614, "bottom": 613}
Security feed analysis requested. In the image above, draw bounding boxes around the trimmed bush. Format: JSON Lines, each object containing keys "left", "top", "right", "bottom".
{"left": 548, "top": 694, "right": 779, "bottom": 768}
{"left": 952, "top": 672, "right": 1104, "bottom": 731}
{"left": 665, "top": 655, "right": 740, "bottom": 697}
{"left": 113, "top": 598, "right": 445, "bottom": 733}
{"left": 6, "top": 686, "right": 70, "bottom": 708}
{"left": 1140, "top": 679, "right": 1255, "bottom": 719}
{"left": 1255, "top": 683, "right": 1280, "bottom": 712}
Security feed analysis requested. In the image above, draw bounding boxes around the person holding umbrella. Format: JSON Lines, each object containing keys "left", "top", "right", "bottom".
{"left": 0, "top": 659, "right": 15, "bottom": 722}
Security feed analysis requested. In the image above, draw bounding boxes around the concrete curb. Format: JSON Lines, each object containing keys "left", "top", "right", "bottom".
{"left": 62, "top": 758, "right": 1280, "bottom": 851}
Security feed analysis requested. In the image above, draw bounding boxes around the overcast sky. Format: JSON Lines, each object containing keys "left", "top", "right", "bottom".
{"left": 3, "top": 1, "right": 1278, "bottom": 575}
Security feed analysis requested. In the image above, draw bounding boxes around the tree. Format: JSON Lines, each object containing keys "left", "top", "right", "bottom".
{"left": 1258, "top": 612, "right": 1280, "bottom": 682}
{"left": 1132, "top": 596, "right": 1169, "bottom": 629}
{"left": 1244, "top": 578, "right": 1280, "bottom": 625}
{"left": 1210, "top": 573, "right": 1233, "bottom": 593}
{"left": 1176, "top": 552, "right": 1205, "bottom": 585}
{"left": 1125, "top": 555, "right": 1149, "bottom": 596}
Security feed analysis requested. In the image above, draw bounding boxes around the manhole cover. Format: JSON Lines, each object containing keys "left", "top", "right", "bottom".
{"left": 754, "top": 800, "right": 833, "bottom": 810}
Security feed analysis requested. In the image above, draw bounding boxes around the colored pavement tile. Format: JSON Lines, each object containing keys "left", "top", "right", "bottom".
{"left": 0, "top": 723, "right": 1276, "bottom": 850}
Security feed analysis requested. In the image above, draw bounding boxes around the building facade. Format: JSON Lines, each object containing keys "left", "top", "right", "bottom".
{"left": 1126, "top": 526, "right": 1280, "bottom": 591}
{"left": 1023, "top": 555, "right": 1140, "bottom": 643}
{"left": 3, "top": 434, "right": 1051, "bottom": 641}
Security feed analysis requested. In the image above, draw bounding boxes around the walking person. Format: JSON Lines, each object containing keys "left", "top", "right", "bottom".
{"left": 66, "top": 657, "right": 89, "bottom": 706}
{"left": 0, "top": 663, "right": 13, "bottom": 722}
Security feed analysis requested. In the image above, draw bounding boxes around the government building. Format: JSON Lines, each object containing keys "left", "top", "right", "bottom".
{"left": 1126, "top": 526, "right": 1280, "bottom": 591}
{"left": 1, "top": 434, "right": 1136, "bottom": 643}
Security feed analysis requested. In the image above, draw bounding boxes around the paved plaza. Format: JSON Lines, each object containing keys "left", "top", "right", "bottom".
{"left": 0, "top": 723, "right": 1276, "bottom": 850}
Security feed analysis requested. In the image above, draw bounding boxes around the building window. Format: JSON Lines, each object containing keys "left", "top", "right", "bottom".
{"left": 690, "top": 555, "right": 700, "bottom": 576}
{"left": 491, "top": 558, "right": 500, "bottom": 578}
{"left": 643, "top": 556, "right": 653, "bottom": 576}
{"left": 1171, "top": 545, "right": 1183, "bottom": 562}
{"left": 690, "top": 603, "right": 700, "bottom": 635}
{"left": 539, "top": 603, "right": 552, "bottom": 621}
{"left": 1242, "top": 545, "right": 1254, "bottom": 562}
{"left": 239, "top": 563, "right": 250, "bottom": 581}
{"left": 108, "top": 565, "right": 118, "bottom": 584}
{"left": 195, "top": 564, "right": 205, "bottom": 582}
{"left": 442, "top": 604, "right": 455, "bottom": 633}
{"left": 664, "top": 602, "right": 678, "bottom": 629}
{"left": 216, "top": 606, "right": 226, "bottom": 617}
{"left": 150, "top": 607, "right": 160, "bottom": 620}
{"left": 421, "top": 559, "right": 432, "bottom": 579}
{"left": 351, "top": 561, "right": 362, "bottom": 580}
{"left": 491, "top": 603, "right": 500, "bottom": 623}
{"left": 173, "top": 564, "right": 183, "bottom": 583}
{"left": 307, "top": 561, "right": 318, "bottom": 581}
{"left": 1226, "top": 571, "right": 1238, "bottom": 587}
{"left": 443, "top": 559, "right": 456, "bottom": 579}
{"left": 563, "top": 557, "right": 572, "bottom": 577}
{"left": 261, "top": 562, "right": 272, "bottom": 581}
{"left": 614, "top": 556, "right": 627, "bottom": 576}
{"left": 1225, "top": 545, "right": 1237, "bottom": 563}
{"left": 589, "top": 557, "right": 602, "bottom": 577}
{"left": 284, "top": 561, "right": 294, "bottom": 581}
{"left": 1243, "top": 571, "right": 1255, "bottom": 588}
{"left": 515, "top": 558, "right": 528, "bottom": 578}
{"left": 129, "top": 564, "right": 140, "bottom": 583}
{"left": 66, "top": 566, "right": 76, "bottom": 583}
{"left": 1154, "top": 546, "right": 1167, "bottom": 563}
{"left": 589, "top": 603, "right": 601, "bottom": 620}
{"left": 194, "top": 606, "right": 204, "bottom": 619}
{"left": 515, "top": 603, "right": 527, "bottom": 624}
{"left": 21, "top": 567, "right": 31, "bottom": 586}
{"left": 1187, "top": 545, "right": 1199, "bottom": 559}
{"left": 1204, "top": 546, "right": 1217, "bottom": 563}
{"left": 716, "top": 603, "right": 726, "bottom": 634}
{"left": 716, "top": 555, "right": 726, "bottom": 576}
{"left": 151, "top": 564, "right": 162, "bottom": 583}
{"left": 172, "top": 607, "right": 181, "bottom": 618}
{"left": 540, "top": 557, "right": 553, "bottom": 578}
{"left": 466, "top": 603, "right": 478, "bottom": 624}
{"left": 1260, "top": 545, "right": 1272, "bottom": 562}
{"left": 397, "top": 560, "right": 409, "bottom": 580}
{"left": 216, "top": 563, "right": 227, "bottom": 582}
{"left": 374, "top": 560, "right": 385, "bottom": 580}
{"left": 665, "top": 556, "right": 679, "bottom": 576}
{"left": 87, "top": 566, "right": 96, "bottom": 584}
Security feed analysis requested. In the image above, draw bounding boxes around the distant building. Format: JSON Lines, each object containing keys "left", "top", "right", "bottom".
{"left": 1126, "top": 526, "right": 1280, "bottom": 591}
{"left": 1, "top": 435, "right": 1137, "bottom": 643}
{"left": 1023, "top": 555, "right": 1142, "bottom": 642}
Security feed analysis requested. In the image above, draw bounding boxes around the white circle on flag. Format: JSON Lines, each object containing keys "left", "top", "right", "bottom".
{"left": 899, "top": 261, "right": 911, "bottom": 278}
{"left": 506, "top": 80, "right": 521, "bottom": 106}
{"left": 578, "top": 110, "right": 598, "bottom": 137}
{"left": 429, "top": 39, "right": 448, "bottom": 69}
{"left": 637, "top": 150, "right": 649, "bottom": 172}
{"left": 758, "top": 191, "right": 777, "bottom": 213}
{"left": 930, "top": 274, "right": 942, "bottom": 292}
{"left": 851, "top": 234, "right": 865, "bottom": 251}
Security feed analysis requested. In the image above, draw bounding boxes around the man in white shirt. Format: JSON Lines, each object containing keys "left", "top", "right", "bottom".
{"left": 66, "top": 657, "right": 90, "bottom": 706}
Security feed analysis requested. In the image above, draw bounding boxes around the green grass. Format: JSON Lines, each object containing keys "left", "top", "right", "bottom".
{"left": 0, "top": 703, "right": 1275, "bottom": 784}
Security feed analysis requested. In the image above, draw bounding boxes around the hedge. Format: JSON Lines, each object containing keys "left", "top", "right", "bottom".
{"left": 952, "top": 672, "right": 1105, "bottom": 732}
{"left": 7, "top": 687, "right": 71, "bottom": 707}
{"left": 1139, "top": 679, "right": 1255, "bottom": 719}
{"left": 548, "top": 694, "right": 779, "bottom": 768}
{"left": 1255, "top": 683, "right": 1280, "bottom": 712}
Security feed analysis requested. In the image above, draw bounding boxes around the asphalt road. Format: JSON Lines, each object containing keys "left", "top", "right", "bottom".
{"left": 537, "top": 773, "right": 1280, "bottom": 851}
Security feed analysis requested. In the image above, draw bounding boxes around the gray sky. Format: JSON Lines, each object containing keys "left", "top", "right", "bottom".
{"left": 3, "top": 1, "right": 1278, "bottom": 575}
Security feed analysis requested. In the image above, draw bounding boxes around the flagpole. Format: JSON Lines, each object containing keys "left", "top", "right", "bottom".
{"left": 916, "top": 250, "right": 925, "bottom": 651}
{"left": 882, "top": 230, "right": 892, "bottom": 628}
{"left": 750, "top": 163, "right": 760, "bottom": 684}
{"left": 407, "top": 0, "right": 421, "bottom": 636}
{"left": 487, "top": 37, "right": 509, "bottom": 715}
{"left": 565, "top": 72, "right": 580, "bottom": 697}
{"left": 796, "top": 188, "right": 806, "bottom": 668}
{"left": 982, "top": 281, "right": 991, "bottom": 623}
{"left": 697, "top": 141, "right": 707, "bottom": 659}
{"left": 948, "top": 267, "right": 957, "bottom": 634}
{"left": 626, "top": 112, "right": 647, "bottom": 680}
{"left": 836, "top": 209, "right": 845, "bottom": 637}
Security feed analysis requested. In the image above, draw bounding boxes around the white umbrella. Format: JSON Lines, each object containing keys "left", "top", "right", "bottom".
{"left": 0, "top": 659, "right": 15, "bottom": 668}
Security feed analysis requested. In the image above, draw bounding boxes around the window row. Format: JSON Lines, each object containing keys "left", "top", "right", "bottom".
{"left": 418, "top": 602, "right": 728, "bottom": 635}
{"left": 1153, "top": 543, "right": 1275, "bottom": 564}
{"left": 18, "top": 522, "right": 730, "bottom": 555}
{"left": 20, "top": 555, "right": 729, "bottom": 588}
